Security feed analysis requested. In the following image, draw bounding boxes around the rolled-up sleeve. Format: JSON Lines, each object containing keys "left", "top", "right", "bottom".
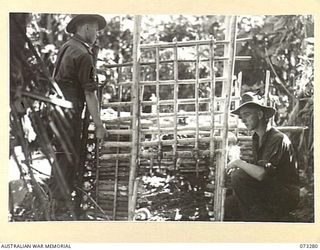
{"left": 261, "top": 135, "right": 291, "bottom": 177}
{"left": 76, "top": 53, "right": 98, "bottom": 92}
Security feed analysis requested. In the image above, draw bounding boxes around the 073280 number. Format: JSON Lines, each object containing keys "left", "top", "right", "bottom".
{"left": 300, "top": 244, "right": 318, "bottom": 248}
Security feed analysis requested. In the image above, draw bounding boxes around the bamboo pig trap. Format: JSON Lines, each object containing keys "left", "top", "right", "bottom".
{"left": 81, "top": 16, "right": 248, "bottom": 221}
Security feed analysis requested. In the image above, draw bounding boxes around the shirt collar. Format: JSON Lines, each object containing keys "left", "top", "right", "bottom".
{"left": 71, "top": 34, "right": 92, "bottom": 51}
{"left": 253, "top": 124, "right": 273, "bottom": 145}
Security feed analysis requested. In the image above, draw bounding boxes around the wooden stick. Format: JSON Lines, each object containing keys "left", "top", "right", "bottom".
{"left": 11, "top": 89, "right": 73, "bottom": 109}
{"left": 139, "top": 37, "right": 250, "bottom": 49}
{"left": 130, "top": 178, "right": 140, "bottom": 220}
{"left": 107, "top": 65, "right": 125, "bottom": 220}
{"left": 264, "top": 70, "right": 274, "bottom": 125}
{"left": 139, "top": 77, "right": 228, "bottom": 86}
{"left": 101, "top": 135, "right": 242, "bottom": 148}
{"left": 103, "top": 96, "right": 240, "bottom": 109}
{"left": 214, "top": 15, "right": 238, "bottom": 222}
{"left": 195, "top": 43, "right": 200, "bottom": 177}
{"left": 101, "top": 111, "right": 227, "bottom": 123}
{"left": 102, "top": 76, "right": 233, "bottom": 87}
{"left": 128, "top": 15, "right": 142, "bottom": 221}
{"left": 104, "top": 56, "right": 251, "bottom": 68}
{"left": 209, "top": 36, "right": 216, "bottom": 165}
{"left": 100, "top": 147, "right": 231, "bottom": 161}
{"left": 155, "top": 45, "right": 162, "bottom": 169}
{"left": 106, "top": 126, "right": 217, "bottom": 135}
{"left": 234, "top": 72, "right": 242, "bottom": 131}
{"left": 173, "top": 39, "right": 178, "bottom": 170}
{"left": 264, "top": 70, "right": 271, "bottom": 105}
{"left": 105, "top": 124, "right": 307, "bottom": 135}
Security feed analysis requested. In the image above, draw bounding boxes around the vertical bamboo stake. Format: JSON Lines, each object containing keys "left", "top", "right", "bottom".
{"left": 264, "top": 70, "right": 270, "bottom": 105}
{"left": 128, "top": 15, "right": 142, "bottom": 221}
{"left": 214, "top": 15, "right": 237, "bottom": 221}
{"left": 77, "top": 107, "right": 90, "bottom": 217}
{"left": 173, "top": 39, "right": 179, "bottom": 170}
{"left": 236, "top": 72, "right": 242, "bottom": 103}
{"left": 222, "top": 16, "right": 231, "bottom": 97}
{"left": 209, "top": 36, "right": 216, "bottom": 167}
{"left": 195, "top": 43, "right": 200, "bottom": 177}
{"left": 209, "top": 36, "right": 216, "bottom": 216}
{"left": 264, "top": 70, "right": 274, "bottom": 125}
{"left": 131, "top": 177, "right": 140, "bottom": 220}
{"left": 112, "top": 72, "right": 123, "bottom": 220}
{"left": 235, "top": 71, "right": 242, "bottom": 130}
{"left": 156, "top": 45, "right": 162, "bottom": 169}
{"left": 94, "top": 75, "right": 104, "bottom": 219}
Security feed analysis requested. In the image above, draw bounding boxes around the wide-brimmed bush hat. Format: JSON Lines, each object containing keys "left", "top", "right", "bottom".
{"left": 66, "top": 14, "right": 106, "bottom": 34}
{"left": 231, "top": 91, "right": 276, "bottom": 119}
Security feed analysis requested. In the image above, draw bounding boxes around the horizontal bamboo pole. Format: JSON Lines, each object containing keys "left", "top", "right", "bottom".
{"left": 98, "top": 180, "right": 128, "bottom": 185}
{"left": 104, "top": 98, "right": 238, "bottom": 108}
{"left": 148, "top": 130, "right": 212, "bottom": 135}
{"left": 178, "top": 169, "right": 207, "bottom": 173}
{"left": 105, "top": 123, "right": 243, "bottom": 135}
{"left": 104, "top": 95, "right": 239, "bottom": 107}
{"left": 139, "top": 77, "right": 228, "bottom": 86}
{"left": 100, "top": 136, "right": 244, "bottom": 149}
{"left": 139, "top": 164, "right": 208, "bottom": 170}
{"left": 90, "top": 210, "right": 129, "bottom": 217}
{"left": 276, "top": 126, "right": 309, "bottom": 132}
{"left": 99, "top": 149, "right": 224, "bottom": 161}
{"left": 141, "top": 163, "right": 208, "bottom": 168}
{"left": 97, "top": 196, "right": 128, "bottom": 202}
{"left": 103, "top": 120, "right": 307, "bottom": 134}
{"left": 110, "top": 76, "right": 228, "bottom": 87}
{"left": 101, "top": 112, "right": 225, "bottom": 123}
{"left": 100, "top": 154, "right": 131, "bottom": 160}
{"left": 103, "top": 56, "right": 251, "bottom": 69}
{"left": 139, "top": 37, "right": 251, "bottom": 49}
{"left": 105, "top": 128, "right": 211, "bottom": 135}
{"left": 11, "top": 89, "right": 73, "bottom": 109}
{"left": 142, "top": 111, "right": 218, "bottom": 119}
{"left": 140, "top": 39, "right": 227, "bottom": 49}
{"left": 97, "top": 200, "right": 128, "bottom": 206}
{"left": 141, "top": 97, "right": 216, "bottom": 105}
{"left": 99, "top": 190, "right": 128, "bottom": 196}
{"left": 98, "top": 167, "right": 129, "bottom": 173}
{"left": 99, "top": 172, "right": 129, "bottom": 179}
{"left": 102, "top": 101, "right": 132, "bottom": 108}
{"left": 97, "top": 206, "right": 129, "bottom": 213}
{"left": 98, "top": 173, "right": 129, "bottom": 178}
{"left": 99, "top": 162, "right": 130, "bottom": 167}
{"left": 98, "top": 186, "right": 128, "bottom": 192}
{"left": 140, "top": 149, "right": 212, "bottom": 158}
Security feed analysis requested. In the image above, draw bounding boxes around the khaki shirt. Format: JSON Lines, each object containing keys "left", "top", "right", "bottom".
{"left": 252, "top": 127, "right": 299, "bottom": 187}
{"left": 54, "top": 34, "right": 97, "bottom": 106}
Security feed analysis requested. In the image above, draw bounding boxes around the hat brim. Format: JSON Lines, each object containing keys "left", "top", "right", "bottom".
{"left": 231, "top": 101, "right": 276, "bottom": 119}
{"left": 66, "top": 14, "right": 106, "bottom": 34}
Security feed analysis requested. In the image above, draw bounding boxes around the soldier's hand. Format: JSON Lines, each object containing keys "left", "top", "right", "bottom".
{"left": 226, "top": 159, "right": 243, "bottom": 175}
{"left": 96, "top": 125, "right": 108, "bottom": 140}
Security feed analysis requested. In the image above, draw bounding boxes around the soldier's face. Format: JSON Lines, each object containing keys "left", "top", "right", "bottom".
{"left": 85, "top": 22, "right": 99, "bottom": 44}
{"left": 239, "top": 106, "right": 261, "bottom": 131}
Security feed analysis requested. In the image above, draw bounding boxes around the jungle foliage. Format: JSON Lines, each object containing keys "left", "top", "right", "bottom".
{"left": 9, "top": 13, "right": 314, "bottom": 221}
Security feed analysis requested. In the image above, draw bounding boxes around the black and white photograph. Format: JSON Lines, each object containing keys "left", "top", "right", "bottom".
{"left": 9, "top": 12, "right": 314, "bottom": 224}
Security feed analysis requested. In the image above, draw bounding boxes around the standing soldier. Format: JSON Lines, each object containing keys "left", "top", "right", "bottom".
{"left": 51, "top": 14, "right": 108, "bottom": 219}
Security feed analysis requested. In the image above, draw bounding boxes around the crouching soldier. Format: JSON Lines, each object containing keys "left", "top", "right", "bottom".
{"left": 224, "top": 92, "right": 299, "bottom": 222}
